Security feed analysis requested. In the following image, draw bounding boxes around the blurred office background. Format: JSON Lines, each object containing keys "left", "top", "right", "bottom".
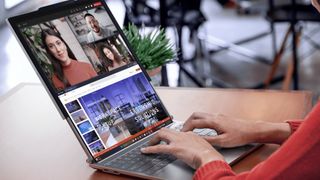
{"left": 1, "top": 0, "right": 320, "bottom": 101}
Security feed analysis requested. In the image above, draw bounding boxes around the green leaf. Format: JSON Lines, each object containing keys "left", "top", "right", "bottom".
{"left": 123, "top": 23, "right": 177, "bottom": 70}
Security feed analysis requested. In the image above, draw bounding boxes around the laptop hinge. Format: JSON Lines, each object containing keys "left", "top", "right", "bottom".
{"left": 86, "top": 157, "right": 95, "bottom": 164}
{"left": 38, "top": 0, "right": 86, "bottom": 11}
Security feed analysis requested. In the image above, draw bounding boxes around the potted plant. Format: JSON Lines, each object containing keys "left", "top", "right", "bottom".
{"left": 123, "top": 24, "right": 177, "bottom": 84}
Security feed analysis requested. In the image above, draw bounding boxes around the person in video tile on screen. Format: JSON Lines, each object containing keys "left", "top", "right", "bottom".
{"left": 84, "top": 13, "right": 114, "bottom": 43}
{"left": 41, "top": 29, "right": 97, "bottom": 91}
{"left": 98, "top": 44, "right": 127, "bottom": 71}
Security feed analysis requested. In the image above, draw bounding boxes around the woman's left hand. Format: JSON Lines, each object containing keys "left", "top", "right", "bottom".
{"left": 141, "top": 128, "right": 224, "bottom": 169}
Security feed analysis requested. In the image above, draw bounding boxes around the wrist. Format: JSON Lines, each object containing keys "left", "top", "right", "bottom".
{"left": 252, "top": 121, "right": 291, "bottom": 144}
{"left": 196, "top": 149, "right": 224, "bottom": 169}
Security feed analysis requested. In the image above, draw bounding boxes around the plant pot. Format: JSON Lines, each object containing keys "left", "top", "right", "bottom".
{"left": 147, "top": 67, "right": 162, "bottom": 86}
{"left": 147, "top": 66, "right": 162, "bottom": 77}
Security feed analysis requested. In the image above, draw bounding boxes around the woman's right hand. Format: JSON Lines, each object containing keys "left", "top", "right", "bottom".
{"left": 181, "top": 112, "right": 292, "bottom": 147}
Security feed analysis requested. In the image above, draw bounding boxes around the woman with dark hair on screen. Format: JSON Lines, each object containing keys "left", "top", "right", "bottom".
{"left": 41, "top": 29, "right": 97, "bottom": 90}
{"left": 98, "top": 44, "right": 127, "bottom": 71}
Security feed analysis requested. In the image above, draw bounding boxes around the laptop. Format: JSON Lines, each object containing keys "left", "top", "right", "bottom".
{"left": 7, "top": 0, "right": 259, "bottom": 179}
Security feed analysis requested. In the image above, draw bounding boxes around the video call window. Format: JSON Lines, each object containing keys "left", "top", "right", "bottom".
{"left": 20, "top": 6, "right": 135, "bottom": 92}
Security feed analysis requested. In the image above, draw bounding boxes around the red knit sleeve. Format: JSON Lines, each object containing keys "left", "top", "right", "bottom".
{"left": 194, "top": 160, "right": 235, "bottom": 180}
{"left": 286, "top": 120, "right": 303, "bottom": 133}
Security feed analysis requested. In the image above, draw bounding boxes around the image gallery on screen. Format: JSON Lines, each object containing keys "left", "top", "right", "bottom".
{"left": 64, "top": 72, "right": 169, "bottom": 156}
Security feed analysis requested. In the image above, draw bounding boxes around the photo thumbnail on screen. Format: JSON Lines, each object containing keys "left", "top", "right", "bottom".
{"left": 77, "top": 121, "right": 94, "bottom": 134}
{"left": 65, "top": 100, "right": 81, "bottom": 113}
{"left": 71, "top": 109, "right": 88, "bottom": 124}
{"left": 89, "top": 140, "right": 105, "bottom": 154}
{"left": 78, "top": 72, "right": 169, "bottom": 149}
{"left": 20, "top": 6, "right": 135, "bottom": 92}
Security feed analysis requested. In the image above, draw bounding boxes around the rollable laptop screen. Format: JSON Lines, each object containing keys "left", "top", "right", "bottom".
{"left": 10, "top": 0, "right": 172, "bottom": 161}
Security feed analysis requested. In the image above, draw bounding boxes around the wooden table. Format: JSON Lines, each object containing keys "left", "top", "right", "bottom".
{"left": 0, "top": 83, "right": 313, "bottom": 180}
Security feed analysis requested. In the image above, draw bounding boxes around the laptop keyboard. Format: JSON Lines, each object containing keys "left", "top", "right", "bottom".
{"left": 104, "top": 143, "right": 176, "bottom": 175}
{"left": 104, "top": 125, "right": 217, "bottom": 175}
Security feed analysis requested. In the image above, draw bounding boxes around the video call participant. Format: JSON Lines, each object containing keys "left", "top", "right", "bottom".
{"left": 98, "top": 44, "right": 127, "bottom": 71}
{"left": 41, "top": 29, "right": 97, "bottom": 91}
{"left": 84, "top": 13, "right": 114, "bottom": 43}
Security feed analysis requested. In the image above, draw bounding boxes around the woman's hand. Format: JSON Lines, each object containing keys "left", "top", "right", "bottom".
{"left": 181, "top": 112, "right": 257, "bottom": 147}
{"left": 141, "top": 128, "right": 224, "bottom": 169}
{"left": 181, "top": 112, "right": 291, "bottom": 147}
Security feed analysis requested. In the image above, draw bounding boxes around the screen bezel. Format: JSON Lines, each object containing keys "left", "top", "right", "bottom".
{"left": 7, "top": 0, "right": 173, "bottom": 162}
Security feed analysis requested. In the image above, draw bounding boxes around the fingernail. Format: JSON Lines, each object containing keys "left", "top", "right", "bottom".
{"left": 140, "top": 148, "right": 146, "bottom": 153}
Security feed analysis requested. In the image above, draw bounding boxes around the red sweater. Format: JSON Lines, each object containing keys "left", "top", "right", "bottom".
{"left": 52, "top": 60, "right": 97, "bottom": 90}
{"left": 194, "top": 103, "right": 320, "bottom": 180}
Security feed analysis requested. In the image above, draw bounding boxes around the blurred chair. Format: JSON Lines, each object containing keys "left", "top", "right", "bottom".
{"left": 123, "top": 0, "right": 205, "bottom": 35}
{"left": 264, "top": 0, "right": 320, "bottom": 90}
